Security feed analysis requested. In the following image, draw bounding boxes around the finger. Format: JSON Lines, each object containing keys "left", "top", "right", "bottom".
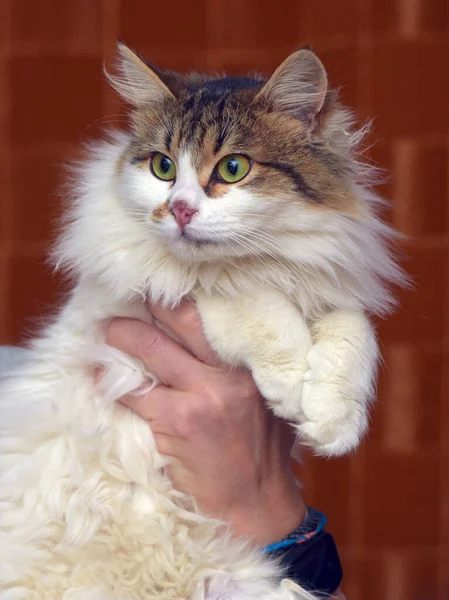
{"left": 106, "top": 317, "right": 210, "bottom": 390}
{"left": 118, "top": 382, "right": 181, "bottom": 425}
{"left": 152, "top": 434, "right": 185, "bottom": 459}
{"left": 149, "top": 301, "right": 222, "bottom": 367}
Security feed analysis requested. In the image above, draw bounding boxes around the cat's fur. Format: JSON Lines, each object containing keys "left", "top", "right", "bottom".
{"left": 0, "top": 45, "right": 404, "bottom": 599}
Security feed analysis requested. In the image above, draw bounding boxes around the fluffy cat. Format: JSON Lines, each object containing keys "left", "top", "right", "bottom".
{"left": 0, "top": 44, "right": 404, "bottom": 599}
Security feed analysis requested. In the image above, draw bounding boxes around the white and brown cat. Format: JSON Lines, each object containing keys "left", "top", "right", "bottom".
{"left": 0, "top": 44, "right": 404, "bottom": 599}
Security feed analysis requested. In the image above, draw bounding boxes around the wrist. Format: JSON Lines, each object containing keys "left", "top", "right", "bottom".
{"left": 222, "top": 474, "right": 306, "bottom": 547}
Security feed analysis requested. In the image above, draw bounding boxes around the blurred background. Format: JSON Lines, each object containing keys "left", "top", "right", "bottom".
{"left": 0, "top": 0, "right": 447, "bottom": 598}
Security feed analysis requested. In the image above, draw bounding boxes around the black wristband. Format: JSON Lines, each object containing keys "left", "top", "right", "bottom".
{"left": 279, "top": 530, "right": 343, "bottom": 597}
{"left": 264, "top": 507, "right": 343, "bottom": 597}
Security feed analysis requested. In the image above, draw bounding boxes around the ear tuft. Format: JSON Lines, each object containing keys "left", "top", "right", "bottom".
{"left": 104, "top": 42, "right": 175, "bottom": 106}
{"left": 256, "top": 49, "right": 328, "bottom": 131}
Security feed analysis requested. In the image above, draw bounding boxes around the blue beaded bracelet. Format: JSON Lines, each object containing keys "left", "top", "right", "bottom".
{"left": 262, "top": 507, "right": 327, "bottom": 554}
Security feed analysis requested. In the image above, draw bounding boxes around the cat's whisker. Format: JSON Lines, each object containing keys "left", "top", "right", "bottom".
{"left": 85, "top": 114, "right": 127, "bottom": 130}
{"left": 126, "top": 212, "right": 150, "bottom": 218}
{"left": 229, "top": 232, "right": 294, "bottom": 278}
{"left": 233, "top": 228, "right": 295, "bottom": 261}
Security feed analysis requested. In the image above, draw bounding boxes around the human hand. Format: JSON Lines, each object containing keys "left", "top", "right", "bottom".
{"left": 105, "top": 301, "right": 306, "bottom": 547}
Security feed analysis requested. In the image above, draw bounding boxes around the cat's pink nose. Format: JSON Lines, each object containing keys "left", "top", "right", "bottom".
{"left": 170, "top": 200, "right": 198, "bottom": 230}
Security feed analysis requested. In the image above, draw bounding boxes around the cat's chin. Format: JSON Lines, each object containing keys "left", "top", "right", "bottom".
{"left": 171, "top": 242, "right": 227, "bottom": 265}
{"left": 181, "top": 231, "right": 220, "bottom": 247}
{"left": 167, "top": 232, "right": 232, "bottom": 263}
{"left": 161, "top": 227, "right": 254, "bottom": 264}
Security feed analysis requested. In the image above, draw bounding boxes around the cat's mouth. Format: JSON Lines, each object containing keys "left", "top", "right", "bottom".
{"left": 179, "top": 231, "right": 220, "bottom": 246}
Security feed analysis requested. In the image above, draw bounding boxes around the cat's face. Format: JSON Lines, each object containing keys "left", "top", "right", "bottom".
{"left": 111, "top": 45, "right": 358, "bottom": 264}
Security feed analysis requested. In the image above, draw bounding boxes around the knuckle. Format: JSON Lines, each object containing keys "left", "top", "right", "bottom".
{"left": 172, "top": 390, "right": 224, "bottom": 437}
{"left": 177, "top": 303, "right": 202, "bottom": 333}
{"left": 135, "top": 326, "right": 163, "bottom": 361}
{"left": 195, "top": 387, "right": 228, "bottom": 421}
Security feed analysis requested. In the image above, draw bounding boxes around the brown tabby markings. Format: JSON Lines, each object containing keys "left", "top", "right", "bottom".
{"left": 126, "top": 73, "right": 358, "bottom": 213}
{"left": 151, "top": 200, "right": 169, "bottom": 222}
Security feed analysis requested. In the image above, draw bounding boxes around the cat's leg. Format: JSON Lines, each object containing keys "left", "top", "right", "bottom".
{"left": 197, "top": 292, "right": 376, "bottom": 457}
{"left": 298, "top": 309, "right": 378, "bottom": 456}
{"left": 195, "top": 289, "right": 312, "bottom": 420}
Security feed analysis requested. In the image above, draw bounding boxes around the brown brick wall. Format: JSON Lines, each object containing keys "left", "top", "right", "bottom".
{"left": 0, "top": 1, "right": 447, "bottom": 597}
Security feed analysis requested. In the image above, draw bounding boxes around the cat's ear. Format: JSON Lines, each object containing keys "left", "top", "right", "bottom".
{"left": 105, "top": 42, "right": 176, "bottom": 106}
{"left": 256, "top": 49, "right": 328, "bottom": 131}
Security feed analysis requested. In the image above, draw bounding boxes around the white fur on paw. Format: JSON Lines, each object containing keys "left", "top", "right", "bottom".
{"left": 253, "top": 365, "right": 307, "bottom": 421}
{"left": 298, "top": 343, "right": 368, "bottom": 456}
{"left": 303, "top": 344, "right": 338, "bottom": 381}
{"left": 297, "top": 407, "right": 366, "bottom": 456}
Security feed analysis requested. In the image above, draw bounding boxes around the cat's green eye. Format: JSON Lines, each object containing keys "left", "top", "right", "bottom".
{"left": 216, "top": 154, "right": 251, "bottom": 183}
{"left": 150, "top": 153, "right": 177, "bottom": 181}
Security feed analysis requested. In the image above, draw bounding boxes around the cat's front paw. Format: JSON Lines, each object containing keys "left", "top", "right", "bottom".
{"left": 252, "top": 364, "right": 307, "bottom": 421}
{"left": 297, "top": 343, "right": 369, "bottom": 456}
